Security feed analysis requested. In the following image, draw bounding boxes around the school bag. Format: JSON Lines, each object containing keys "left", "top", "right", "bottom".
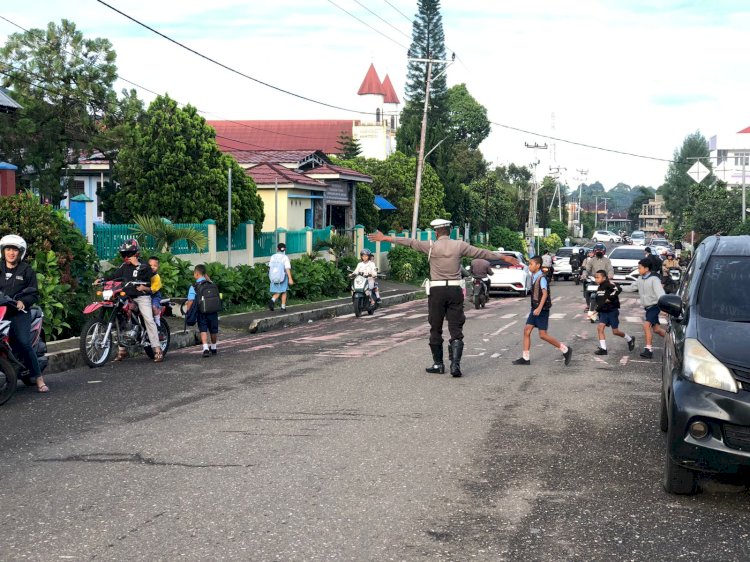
{"left": 194, "top": 279, "right": 222, "bottom": 314}
{"left": 268, "top": 254, "right": 287, "bottom": 284}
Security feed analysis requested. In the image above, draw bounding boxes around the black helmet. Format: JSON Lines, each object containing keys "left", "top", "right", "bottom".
{"left": 119, "top": 238, "right": 140, "bottom": 258}
{"left": 593, "top": 242, "right": 606, "bottom": 253}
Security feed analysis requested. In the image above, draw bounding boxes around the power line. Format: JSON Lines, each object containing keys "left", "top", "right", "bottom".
{"left": 325, "top": 0, "right": 409, "bottom": 50}
{"left": 381, "top": 0, "right": 413, "bottom": 24}
{"left": 94, "top": 0, "right": 372, "bottom": 116}
{"left": 351, "top": 0, "right": 413, "bottom": 41}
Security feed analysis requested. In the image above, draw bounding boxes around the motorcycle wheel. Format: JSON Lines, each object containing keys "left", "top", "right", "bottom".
{"left": 474, "top": 294, "right": 481, "bottom": 309}
{"left": 0, "top": 355, "right": 17, "bottom": 406}
{"left": 144, "top": 321, "right": 171, "bottom": 360}
{"left": 575, "top": 276, "right": 580, "bottom": 286}
{"left": 80, "top": 317, "right": 115, "bottom": 368}
{"left": 353, "top": 296, "right": 362, "bottom": 318}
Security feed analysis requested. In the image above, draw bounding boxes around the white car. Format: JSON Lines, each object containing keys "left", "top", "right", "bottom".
{"left": 608, "top": 245, "right": 650, "bottom": 285}
{"left": 592, "top": 230, "right": 622, "bottom": 243}
{"left": 486, "top": 251, "right": 531, "bottom": 296}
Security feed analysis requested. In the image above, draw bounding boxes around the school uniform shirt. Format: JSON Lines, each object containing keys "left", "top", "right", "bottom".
{"left": 636, "top": 272, "right": 665, "bottom": 308}
{"left": 353, "top": 261, "right": 377, "bottom": 277}
{"left": 595, "top": 281, "right": 622, "bottom": 312}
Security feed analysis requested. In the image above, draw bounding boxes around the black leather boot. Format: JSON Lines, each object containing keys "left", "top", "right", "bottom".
{"left": 425, "top": 343, "right": 445, "bottom": 374}
{"left": 450, "top": 340, "right": 464, "bottom": 377}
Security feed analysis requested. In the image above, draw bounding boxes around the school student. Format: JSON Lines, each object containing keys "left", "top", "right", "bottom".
{"left": 635, "top": 258, "right": 666, "bottom": 359}
{"left": 592, "top": 270, "right": 635, "bottom": 355}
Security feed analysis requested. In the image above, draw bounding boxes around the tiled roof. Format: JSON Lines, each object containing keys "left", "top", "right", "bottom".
{"left": 245, "top": 162, "right": 326, "bottom": 189}
{"left": 0, "top": 88, "right": 22, "bottom": 112}
{"left": 208, "top": 120, "right": 356, "bottom": 154}
{"left": 357, "top": 63, "right": 384, "bottom": 96}
{"left": 228, "top": 150, "right": 326, "bottom": 165}
{"left": 304, "top": 163, "right": 372, "bottom": 182}
{"left": 381, "top": 74, "right": 400, "bottom": 104}
{"left": 739, "top": 126, "right": 750, "bottom": 134}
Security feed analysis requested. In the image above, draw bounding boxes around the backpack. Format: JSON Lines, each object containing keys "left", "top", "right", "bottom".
{"left": 194, "top": 280, "right": 222, "bottom": 314}
{"left": 268, "top": 254, "right": 287, "bottom": 284}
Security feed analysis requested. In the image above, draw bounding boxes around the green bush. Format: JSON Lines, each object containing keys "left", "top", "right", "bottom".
{"left": 387, "top": 245, "right": 429, "bottom": 282}
{"left": 289, "top": 255, "right": 347, "bottom": 300}
{"left": 488, "top": 227, "right": 525, "bottom": 253}
{"left": 539, "top": 233, "right": 563, "bottom": 254}
{"left": 31, "top": 250, "right": 71, "bottom": 340}
{"left": 549, "top": 220, "right": 569, "bottom": 241}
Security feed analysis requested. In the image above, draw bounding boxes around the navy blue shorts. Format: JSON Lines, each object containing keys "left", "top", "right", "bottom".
{"left": 526, "top": 308, "right": 550, "bottom": 331}
{"left": 644, "top": 306, "right": 660, "bottom": 327}
{"left": 197, "top": 312, "right": 219, "bottom": 334}
{"left": 598, "top": 310, "right": 620, "bottom": 328}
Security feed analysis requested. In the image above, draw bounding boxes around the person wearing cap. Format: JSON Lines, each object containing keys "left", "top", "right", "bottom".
{"left": 268, "top": 243, "right": 294, "bottom": 312}
{"left": 368, "top": 219, "right": 517, "bottom": 377}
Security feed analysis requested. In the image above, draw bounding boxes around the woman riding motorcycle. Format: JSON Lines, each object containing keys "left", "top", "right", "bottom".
{"left": 100, "top": 239, "right": 163, "bottom": 362}
{"left": 0, "top": 234, "right": 48, "bottom": 392}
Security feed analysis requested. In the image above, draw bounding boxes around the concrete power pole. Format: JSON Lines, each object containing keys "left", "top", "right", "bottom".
{"left": 576, "top": 168, "right": 588, "bottom": 238}
{"left": 525, "top": 142, "right": 548, "bottom": 239}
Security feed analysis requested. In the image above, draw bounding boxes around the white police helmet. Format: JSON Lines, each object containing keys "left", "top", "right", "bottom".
{"left": 430, "top": 218, "right": 452, "bottom": 229}
{"left": 0, "top": 234, "right": 27, "bottom": 261}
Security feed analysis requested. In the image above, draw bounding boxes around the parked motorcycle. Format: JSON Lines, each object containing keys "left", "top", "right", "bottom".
{"left": 348, "top": 269, "right": 380, "bottom": 318}
{"left": 79, "top": 280, "right": 171, "bottom": 368}
{"left": 471, "top": 276, "right": 489, "bottom": 309}
{"left": 0, "top": 291, "right": 48, "bottom": 406}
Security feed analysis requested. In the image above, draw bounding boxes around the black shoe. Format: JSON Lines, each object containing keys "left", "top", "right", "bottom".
{"left": 563, "top": 346, "right": 573, "bottom": 366}
{"left": 202, "top": 349, "right": 210, "bottom": 358}
{"left": 640, "top": 348, "right": 653, "bottom": 359}
{"left": 512, "top": 357, "right": 530, "bottom": 365}
{"left": 268, "top": 299, "right": 275, "bottom": 311}
{"left": 426, "top": 343, "right": 445, "bottom": 374}
{"left": 210, "top": 348, "right": 217, "bottom": 355}
{"left": 449, "top": 340, "right": 464, "bottom": 377}
{"left": 425, "top": 363, "right": 445, "bottom": 374}
{"left": 594, "top": 347, "right": 608, "bottom": 356}
{"left": 280, "top": 307, "right": 287, "bottom": 313}
{"left": 627, "top": 337, "right": 636, "bottom": 352}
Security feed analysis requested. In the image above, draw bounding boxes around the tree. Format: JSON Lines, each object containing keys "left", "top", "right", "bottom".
{"left": 446, "top": 84, "right": 490, "bottom": 150}
{"left": 466, "top": 174, "right": 515, "bottom": 235}
{"left": 111, "top": 95, "right": 264, "bottom": 231}
{"left": 337, "top": 152, "right": 447, "bottom": 231}
{"left": 489, "top": 226, "right": 525, "bottom": 253}
{"left": 355, "top": 183, "right": 379, "bottom": 232}
{"left": 130, "top": 215, "right": 208, "bottom": 253}
{"left": 549, "top": 220, "right": 568, "bottom": 241}
{"left": 0, "top": 19, "right": 119, "bottom": 203}
{"left": 685, "top": 182, "right": 741, "bottom": 236}
{"left": 336, "top": 133, "right": 362, "bottom": 160}
{"left": 661, "top": 131, "right": 712, "bottom": 229}
{"left": 627, "top": 186, "right": 656, "bottom": 227}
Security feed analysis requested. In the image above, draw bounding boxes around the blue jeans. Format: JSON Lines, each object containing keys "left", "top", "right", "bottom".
{"left": 10, "top": 311, "right": 41, "bottom": 378}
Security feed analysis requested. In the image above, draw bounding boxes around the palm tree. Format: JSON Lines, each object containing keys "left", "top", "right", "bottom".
{"left": 130, "top": 215, "right": 208, "bottom": 254}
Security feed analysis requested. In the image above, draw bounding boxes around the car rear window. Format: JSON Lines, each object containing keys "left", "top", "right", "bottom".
{"left": 698, "top": 256, "right": 750, "bottom": 321}
{"left": 556, "top": 248, "right": 573, "bottom": 257}
{"left": 609, "top": 248, "right": 647, "bottom": 260}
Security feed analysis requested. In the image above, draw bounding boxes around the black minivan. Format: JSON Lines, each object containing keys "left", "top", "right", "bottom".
{"left": 658, "top": 235, "right": 750, "bottom": 494}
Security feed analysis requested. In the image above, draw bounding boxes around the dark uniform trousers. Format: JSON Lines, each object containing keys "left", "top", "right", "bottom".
{"left": 427, "top": 286, "right": 465, "bottom": 345}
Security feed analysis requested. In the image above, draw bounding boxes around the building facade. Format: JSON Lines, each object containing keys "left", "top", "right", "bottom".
{"left": 709, "top": 126, "right": 750, "bottom": 187}
{"left": 639, "top": 194, "right": 669, "bottom": 237}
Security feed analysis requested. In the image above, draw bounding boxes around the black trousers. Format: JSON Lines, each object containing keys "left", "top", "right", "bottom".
{"left": 427, "top": 286, "right": 465, "bottom": 346}
{"left": 9, "top": 311, "right": 42, "bottom": 378}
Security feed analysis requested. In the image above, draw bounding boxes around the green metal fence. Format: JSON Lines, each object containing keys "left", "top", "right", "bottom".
{"left": 312, "top": 226, "right": 332, "bottom": 248}
{"left": 216, "top": 222, "right": 248, "bottom": 252}
{"left": 254, "top": 231, "right": 277, "bottom": 258}
{"left": 94, "top": 222, "right": 208, "bottom": 259}
{"left": 170, "top": 223, "right": 209, "bottom": 255}
{"left": 285, "top": 228, "right": 307, "bottom": 254}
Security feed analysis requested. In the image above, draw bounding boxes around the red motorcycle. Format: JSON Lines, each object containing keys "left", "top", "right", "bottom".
{"left": 79, "top": 280, "right": 171, "bottom": 368}
{"left": 0, "top": 291, "right": 48, "bottom": 406}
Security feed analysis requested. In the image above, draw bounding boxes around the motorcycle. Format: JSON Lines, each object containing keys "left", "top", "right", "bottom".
{"left": 580, "top": 272, "right": 599, "bottom": 323}
{"left": 79, "top": 280, "right": 171, "bottom": 368}
{"left": 471, "top": 276, "right": 489, "bottom": 309}
{"left": 622, "top": 235, "right": 632, "bottom": 245}
{"left": 348, "top": 269, "right": 380, "bottom": 318}
{"left": 0, "top": 291, "right": 48, "bottom": 406}
{"left": 664, "top": 267, "right": 682, "bottom": 294}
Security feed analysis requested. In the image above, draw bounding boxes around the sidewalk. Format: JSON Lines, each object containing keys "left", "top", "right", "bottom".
{"left": 45, "top": 280, "right": 423, "bottom": 375}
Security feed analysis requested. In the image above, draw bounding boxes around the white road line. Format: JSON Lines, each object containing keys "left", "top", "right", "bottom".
{"left": 549, "top": 313, "right": 566, "bottom": 319}
{"left": 465, "top": 352, "right": 486, "bottom": 357}
{"left": 491, "top": 352, "right": 501, "bottom": 358}
{"left": 625, "top": 317, "right": 641, "bottom": 323}
{"left": 620, "top": 356, "right": 629, "bottom": 366}
{"left": 500, "top": 313, "right": 517, "bottom": 319}
{"left": 490, "top": 321, "right": 517, "bottom": 336}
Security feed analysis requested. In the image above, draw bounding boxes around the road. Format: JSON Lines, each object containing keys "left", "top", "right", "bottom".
{"left": 2, "top": 281, "right": 750, "bottom": 561}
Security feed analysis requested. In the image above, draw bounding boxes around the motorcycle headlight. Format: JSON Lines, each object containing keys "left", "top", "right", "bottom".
{"left": 102, "top": 289, "right": 114, "bottom": 301}
{"left": 683, "top": 338, "right": 738, "bottom": 393}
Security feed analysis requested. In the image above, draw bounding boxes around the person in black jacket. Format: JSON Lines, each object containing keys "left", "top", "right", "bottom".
{"left": 0, "top": 235, "right": 47, "bottom": 392}
{"left": 642, "top": 247, "right": 662, "bottom": 274}
{"left": 593, "top": 270, "right": 635, "bottom": 356}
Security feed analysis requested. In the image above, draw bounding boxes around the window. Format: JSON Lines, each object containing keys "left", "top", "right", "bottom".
{"left": 734, "top": 152, "right": 750, "bottom": 166}
{"left": 697, "top": 256, "right": 750, "bottom": 321}
{"left": 376, "top": 108, "right": 381, "bottom": 123}
{"left": 68, "top": 180, "right": 85, "bottom": 198}
{"left": 390, "top": 115, "right": 395, "bottom": 129}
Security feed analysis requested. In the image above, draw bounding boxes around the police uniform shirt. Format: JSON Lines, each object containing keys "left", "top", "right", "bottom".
{"left": 392, "top": 236, "right": 501, "bottom": 281}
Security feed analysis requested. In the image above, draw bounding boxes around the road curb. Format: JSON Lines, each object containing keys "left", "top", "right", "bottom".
{"left": 247, "top": 290, "right": 423, "bottom": 334}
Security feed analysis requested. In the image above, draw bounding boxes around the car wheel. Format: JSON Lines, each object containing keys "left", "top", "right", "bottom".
{"left": 663, "top": 446, "right": 699, "bottom": 495}
{"left": 592, "top": 237, "right": 598, "bottom": 243}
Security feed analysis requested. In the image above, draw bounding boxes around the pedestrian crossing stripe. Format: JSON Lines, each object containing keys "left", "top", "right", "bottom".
{"left": 500, "top": 313, "right": 517, "bottom": 319}
{"left": 549, "top": 313, "right": 566, "bottom": 319}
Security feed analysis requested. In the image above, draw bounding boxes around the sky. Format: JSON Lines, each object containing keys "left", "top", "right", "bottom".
{"left": 2, "top": 0, "right": 749, "bottom": 191}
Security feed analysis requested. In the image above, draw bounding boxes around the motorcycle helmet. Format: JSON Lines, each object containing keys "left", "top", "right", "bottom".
{"left": 593, "top": 242, "right": 606, "bottom": 256}
{"left": 0, "top": 234, "right": 27, "bottom": 262}
{"left": 360, "top": 248, "right": 373, "bottom": 258}
{"left": 119, "top": 238, "right": 141, "bottom": 258}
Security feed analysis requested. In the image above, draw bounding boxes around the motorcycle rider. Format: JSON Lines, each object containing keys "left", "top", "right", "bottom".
{"left": 351, "top": 248, "right": 379, "bottom": 306}
{"left": 100, "top": 239, "right": 163, "bottom": 362}
{"left": 470, "top": 258, "right": 494, "bottom": 296}
{"left": 642, "top": 246, "right": 662, "bottom": 274}
{"left": 541, "top": 250, "right": 553, "bottom": 282}
{"left": 0, "top": 235, "right": 47, "bottom": 393}
{"left": 583, "top": 243, "right": 614, "bottom": 307}
{"left": 661, "top": 251, "right": 681, "bottom": 291}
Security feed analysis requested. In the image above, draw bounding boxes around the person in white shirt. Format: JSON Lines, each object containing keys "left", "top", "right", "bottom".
{"left": 268, "top": 243, "right": 294, "bottom": 312}
{"left": 352, "top": 249, "right": 379, "bottom": 305}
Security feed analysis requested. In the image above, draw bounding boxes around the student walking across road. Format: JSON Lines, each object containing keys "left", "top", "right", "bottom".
{"left": 591, "top": 270, "right": 635, "bottom": 355}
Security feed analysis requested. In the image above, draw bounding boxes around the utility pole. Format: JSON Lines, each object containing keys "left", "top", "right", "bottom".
{"left": 576, "top": 168, "right": 588, "bottom": 238}
{"left": 549, "top": 166, "right": 567, "bottom": 222}
{"left": 601, "top": 197, "right": 610, "bottom": 231}
{"left": 594, "top": 195, "right": 599, "bottom": 229}
{"left": 409, "top": 53, "right": 454, "bottom": 236}
{"left": 227, "top": 164, "right": 232, "bottom": 267}
{"left": 525, "top": 142, "right": 548, "bottom": 240}
{"left": 743, "top": 160, "right": 747, "bottom": 223}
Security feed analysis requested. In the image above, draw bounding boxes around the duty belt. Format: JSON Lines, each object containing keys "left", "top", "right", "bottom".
{"left": 428, "top": 280, "right": 463, "bottom": 287}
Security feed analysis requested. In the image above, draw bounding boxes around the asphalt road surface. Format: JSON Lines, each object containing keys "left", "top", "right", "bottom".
{"left": 3, "top": 282, "right": 750, "bottom": 561}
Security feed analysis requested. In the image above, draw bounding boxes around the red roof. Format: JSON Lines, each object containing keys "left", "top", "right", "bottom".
{"left": 739, "top": 126, "right": 750, "bottom": 134}
{"left": 228, "top": 150, "right": 326, "bottom": 165}
{"left": 357, "top": 63, "right": 384, "bottom": 96}
{"left": 208, "top": 120, "right": 356, "bottom": 154}
{"left": 304, "top": 163, "right": 372, "bottom": 182}
{"left": 245, "top": 162, "right": 326, "bottom": 189}
{"left": 381, "top": 74, "right": 400, "bottom": 104}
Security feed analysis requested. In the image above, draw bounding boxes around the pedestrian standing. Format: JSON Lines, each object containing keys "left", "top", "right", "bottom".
{"left": 368, "top": 219, "right": 516, "bottom": 377}
{"left": 634, "top": 259, "right": 666, "bottom": 359}
{"left": 592, "top": 270, "right": 635, "bottom": 355}
{"left": 268, "top": 243, "right": 294, "bottom": 312}
{"left": 674, "top": 239, "right": 683, "bottom": 259}
{"left": 512, "top": 256, "right": 573, "bottom": 366}
{"left": 186, "top": 264, "right": 220, "bottom": 358}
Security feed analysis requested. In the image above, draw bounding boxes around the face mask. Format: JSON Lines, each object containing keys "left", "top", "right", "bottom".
{"left": 595, "top": 251, "right": 604, "bottom": 257}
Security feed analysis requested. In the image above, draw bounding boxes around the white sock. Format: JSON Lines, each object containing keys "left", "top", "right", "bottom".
{"left": 646, "top": 345, "right": 653, "bottom": 351}
{"left": 210, "top": 344, "right": 217, "bottom": 350}
{"left": 271, "top": 297, "right": 277, "bottom": 302}
{"left": 599, "top": 340, "right": 607, "bottom": 350}
{"left": 625, "top": 334, "right": 633, "bottom": 342}
{"left": 281, "top": 305, "right": 286, "bottom": 309}
{"left": 522, "top": 351, "right": 530, "bottom": 361}
{"left": 203, "top": 344, "right": 209, "bottom": 351}
{"left": 559, "top": 344, "right": 569, "bottom": 354}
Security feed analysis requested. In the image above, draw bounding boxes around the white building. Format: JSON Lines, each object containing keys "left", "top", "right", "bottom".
{"left": 709, "top": 126, "right": 750, "bottom": 186}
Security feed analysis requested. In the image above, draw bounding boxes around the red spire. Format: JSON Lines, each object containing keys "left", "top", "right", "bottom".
{"left": 357, "top": 63, "right": 384, "bottom": 96}
{"left": 738, "top": 125, "right": 750, "bottom": 134}
{"left": 381, "top": 74, "right": 400, "bottom": 104}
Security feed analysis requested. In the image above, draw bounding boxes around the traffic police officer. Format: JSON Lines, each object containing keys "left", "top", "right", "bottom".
{"left": 368, "top": 219, "right": 517, "bottom": 377}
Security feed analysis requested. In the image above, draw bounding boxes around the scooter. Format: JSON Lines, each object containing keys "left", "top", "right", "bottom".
{"left": 471, "top": 276, "right": 489, "bottom": 309}
{"left": 664, "top": 268, "right": 682, "bottom": 294}
{"left": 580, "top": 272, "right": 599, "bottom": 323}
{"left": 0, "top": 291, "right": 48, "bottom": 406}
{"left": 348, "top": 269, "right": 380, "bottom": 318}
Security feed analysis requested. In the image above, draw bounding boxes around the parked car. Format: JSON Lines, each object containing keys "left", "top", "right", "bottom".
{"left": 592, "top": 230, "right": 622, "bottom": 243}
{"left": 658, "top": 235, "right": 750, "bottom": 494}
{"left": 552, "top": 247, "right": 576, "bottom": 281}
{"left": 486, "top": 251, "right": 531, "bottom": 296}
{"left": 607, "top": 246, "right": 646, "bottom": 285}
{"left": 630, "top": 230, "right": 646, "bottom": 245}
